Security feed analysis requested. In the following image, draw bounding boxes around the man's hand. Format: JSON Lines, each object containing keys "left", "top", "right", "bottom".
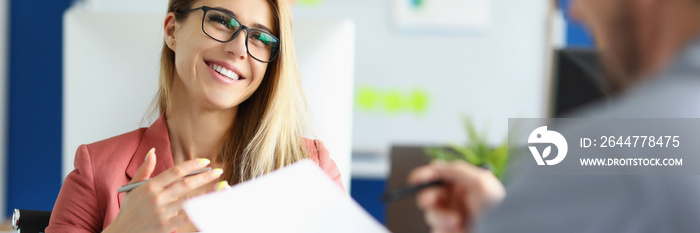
{"left": 408, "top": 161, "right": 506, "bottom": 233}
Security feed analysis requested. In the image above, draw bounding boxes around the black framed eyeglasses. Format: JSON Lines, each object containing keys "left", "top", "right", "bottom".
{"left": 180, "top": 6, "right": 280, "bottom": 63}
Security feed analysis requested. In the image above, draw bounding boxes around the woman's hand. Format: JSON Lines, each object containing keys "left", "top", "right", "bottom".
{"left": 103, "top": 148, "right": 228, "bottom": 233}
{"left": 408, "top": 161, "right": 506, "bottom": 233}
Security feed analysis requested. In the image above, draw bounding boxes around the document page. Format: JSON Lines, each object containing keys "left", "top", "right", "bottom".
{"left": 183, "top": 159, "right": 389, "bottom": 233}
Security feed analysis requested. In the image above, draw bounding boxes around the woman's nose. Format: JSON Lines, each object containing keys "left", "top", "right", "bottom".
{"left": 225, "top": 30, "right": 249, "bottom": 60}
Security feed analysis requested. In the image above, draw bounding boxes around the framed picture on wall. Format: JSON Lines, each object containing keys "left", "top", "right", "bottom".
{"left": 393, "top": 0, "right": 491, "bottom": 33}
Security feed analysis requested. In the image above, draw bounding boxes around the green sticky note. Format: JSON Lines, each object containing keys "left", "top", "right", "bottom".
{"left": 299, "top": 0, "right": 322, "bottom": 6}
{"left": 385, "top": 90, "right": 403, "bottom": 114}
{"left": 356, "top": 85, "right": 433, "bottom": 116}
{"left": 410, "top": 89, "right": 430, "bottom": 114}
{"left": 356, "top": 86, "right": 379, "bottom": 112}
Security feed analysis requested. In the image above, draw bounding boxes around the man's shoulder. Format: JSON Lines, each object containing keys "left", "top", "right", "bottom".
{"left": 575, "top": 75, "right": 700, "bottom": 118}
{"left": 480, "top": 174, "right": 700, "bottom": 232}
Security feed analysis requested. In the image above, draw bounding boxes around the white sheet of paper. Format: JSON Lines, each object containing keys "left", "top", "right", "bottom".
{"left": 183, "top": 159, "right": 389, "bottom": 233}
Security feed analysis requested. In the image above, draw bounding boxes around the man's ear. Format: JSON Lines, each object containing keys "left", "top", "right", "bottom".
{"left": 164, "top": 12, "right": 178, "bottom": 50}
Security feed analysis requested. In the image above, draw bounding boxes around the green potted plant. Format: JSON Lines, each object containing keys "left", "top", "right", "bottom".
{"left": 424, "top": 116, "right": 510, "bottom": 181}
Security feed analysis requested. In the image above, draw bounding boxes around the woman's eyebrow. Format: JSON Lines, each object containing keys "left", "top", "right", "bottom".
{"left": 215, "top": 7, "right": 275, "bottom": 34}
{"left": 215, "top": 7, "right": 238, "bottom": 18}
{"left": 253, "top": 23, "right": 274, "bottom": 34}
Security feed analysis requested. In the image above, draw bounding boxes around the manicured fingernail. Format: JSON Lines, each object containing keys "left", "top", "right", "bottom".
{"left": 212, "top": 168, "right": 223, "bottom": 177}
{"left": 198, "top": 158, "right": 211, "bottom": 165}
{"left": 216, "top": 181, "right": 230, "bottom": 191}
{"left": 145, "top": 148, "right": 155, "bottom": 162}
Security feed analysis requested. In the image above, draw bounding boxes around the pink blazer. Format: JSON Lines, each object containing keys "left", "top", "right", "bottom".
{"left": 46, "top": 115, "right": 343, "bottom": 233}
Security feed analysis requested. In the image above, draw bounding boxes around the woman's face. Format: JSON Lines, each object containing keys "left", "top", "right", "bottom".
{"left": 168, "top": 0, "right": 275, "bottom": 110}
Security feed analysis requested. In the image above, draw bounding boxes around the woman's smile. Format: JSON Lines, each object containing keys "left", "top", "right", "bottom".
{"left": 204, "top": 60, "right": 247, "bottom": 85}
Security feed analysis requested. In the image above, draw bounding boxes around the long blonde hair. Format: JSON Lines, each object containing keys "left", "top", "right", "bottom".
{"left": 156, "top": 0, "right": 311, "bottom": 184}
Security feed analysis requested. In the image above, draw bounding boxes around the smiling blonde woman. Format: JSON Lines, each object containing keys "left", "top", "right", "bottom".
{"left": 47, "top": 0, "right": 343, "bottom": 232}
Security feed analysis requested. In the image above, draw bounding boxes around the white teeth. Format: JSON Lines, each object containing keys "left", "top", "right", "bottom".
{"left": 208, "top": 63, "right": 239, "bottom": 80}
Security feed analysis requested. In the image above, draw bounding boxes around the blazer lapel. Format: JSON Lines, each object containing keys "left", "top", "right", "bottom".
{"left": 118, "top": 113, "right": 175, "bottom": 207}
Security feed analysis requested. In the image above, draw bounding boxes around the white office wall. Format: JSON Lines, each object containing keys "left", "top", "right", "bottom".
{"left": 296, "top": 20, "right": 355, "bottom": 191}
{"left": 82, "top": 0, "right": 167, "bottom": 13}
{"left": 63, "top": 7, "right": 165, "bottom": 182}
{"left": 293, "top": 0, "right": 552, "bottom": 156}
{"left": 0, "top": 0, "right": 8, "bottom": 219}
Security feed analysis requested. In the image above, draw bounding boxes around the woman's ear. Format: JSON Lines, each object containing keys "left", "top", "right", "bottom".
{"left": 164, "top": 12, "right": 178, "bottom": 50}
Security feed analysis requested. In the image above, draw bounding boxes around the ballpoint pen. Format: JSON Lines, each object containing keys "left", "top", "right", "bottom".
{"left": 117, "top": 167, "right": 212, "bottom": 193}
{"left": 382, "top": 164, "right": 489, "bottom": 203}
{"left": 381, "top": 180, "right": 446, "bottom": 203}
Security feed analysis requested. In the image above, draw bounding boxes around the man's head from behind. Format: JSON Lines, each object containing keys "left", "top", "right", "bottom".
{"left": 568, "top": 0, "right": 700, "bottom": 92}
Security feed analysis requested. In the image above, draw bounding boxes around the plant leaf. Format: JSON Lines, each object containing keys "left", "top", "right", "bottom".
{"left": 424, "top": 147, "right": 460, "bottom": 161}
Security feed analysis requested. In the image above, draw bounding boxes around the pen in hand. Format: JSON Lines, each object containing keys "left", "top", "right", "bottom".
{"left": 381, "top": 164, "right": 491, "bottom": 202}
{"left": 382, "top": 180, "right": 446, "bottom": 203}
{"left": 117, "top": 167, "right": 212, "bottom": 193}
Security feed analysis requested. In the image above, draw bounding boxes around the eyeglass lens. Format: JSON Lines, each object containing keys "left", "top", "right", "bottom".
{"left": 202, "top": 9, "right": 279, "bottom": 62}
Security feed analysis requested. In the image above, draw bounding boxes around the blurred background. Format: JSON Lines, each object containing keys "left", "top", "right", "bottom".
{"left": 0, "top": 0, "right": 598, "bottom": 231}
